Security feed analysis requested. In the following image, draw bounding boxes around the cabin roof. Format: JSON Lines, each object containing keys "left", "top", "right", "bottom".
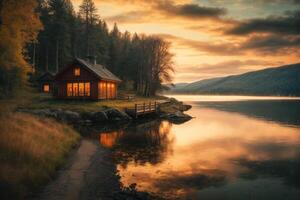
{"left": 76, "top": 58, "right": 121, "bottom": 82}
{"left": 55, "top": 58, "right": 121, "bottom": 82}
{"left": 37, "top": 72, "right": 55, "bottom": 81}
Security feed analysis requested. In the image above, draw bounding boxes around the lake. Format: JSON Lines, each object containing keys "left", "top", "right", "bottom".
{"left": 98, "top": 95, "right": 300, "bottom": 199}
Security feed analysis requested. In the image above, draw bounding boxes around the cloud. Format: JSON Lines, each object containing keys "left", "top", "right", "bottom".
{"left": 158, "top": 34, "right": 242, "bottom": 55}
{"left": 227, "top": 10, "right": 300, "bottom": 35}
{"left": 156, "top": 1, "right": 227, "bottom": 19}
{"left": 257, "top": 0, "right": 300, "bottom": 4}
{"left": 159, "top": 32, "right": 300, "bottom": 56}
{"left": 105, "top": 11, "right": 152, "bottom": 23}
{"left": 181, "top": 60, "right": 282, "bottom": 74}
{"left": 101, "top": 0, "right": 227, "bottom": 23}
{"left": 242, "top": 35, "right": 300, "bottom": 54}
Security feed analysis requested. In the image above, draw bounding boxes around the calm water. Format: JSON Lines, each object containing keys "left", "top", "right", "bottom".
{"left": 98, "top": 95, "right": 300, "bottom": 199}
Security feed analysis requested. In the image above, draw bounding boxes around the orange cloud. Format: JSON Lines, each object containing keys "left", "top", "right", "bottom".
{"left": 71, "top": 0, "right": 300, "bottom": 83}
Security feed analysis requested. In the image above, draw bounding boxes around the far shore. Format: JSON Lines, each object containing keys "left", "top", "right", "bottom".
{"left": 164, "top": 94, "right": 300, "bottom": 102}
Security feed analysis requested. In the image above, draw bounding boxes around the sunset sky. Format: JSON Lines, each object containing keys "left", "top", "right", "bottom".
{"left": 72, "top": 0, "right": 300, "bottom": 83}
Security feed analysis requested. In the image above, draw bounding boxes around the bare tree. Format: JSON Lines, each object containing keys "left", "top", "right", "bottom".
{"left": 135, "top": 36, "right": 174, "bottom": 96}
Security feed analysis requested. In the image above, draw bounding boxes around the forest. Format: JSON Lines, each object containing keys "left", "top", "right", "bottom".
{"left": 0, "top": 0, "right": 174, "bottom": 98}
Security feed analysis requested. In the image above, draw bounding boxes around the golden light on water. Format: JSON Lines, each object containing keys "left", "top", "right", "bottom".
{"left": 116, "top": 108, "right": 300, "bottom": 197}
{"left": 97, "top": 96, "right": 300, "bottom": 198}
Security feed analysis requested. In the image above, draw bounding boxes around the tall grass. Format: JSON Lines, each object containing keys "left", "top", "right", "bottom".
{"left": 0, "top": 113, "right": 80, "bottom": 199}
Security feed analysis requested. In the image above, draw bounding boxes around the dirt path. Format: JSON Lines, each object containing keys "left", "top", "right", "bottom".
{"left": 35, "top": 139, "right": 121, "bottom": 200}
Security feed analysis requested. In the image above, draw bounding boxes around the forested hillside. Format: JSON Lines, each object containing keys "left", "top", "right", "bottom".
{"left": 169, "top": 63, "right": 300, "bottom": 96}
{"left": 0, "top": 0, "right": 174, "bottom": 98}
{"left": 29, "top": 0, "right": 174, "bottom": 96}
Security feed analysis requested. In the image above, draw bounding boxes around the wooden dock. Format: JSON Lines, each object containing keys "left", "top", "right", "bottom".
{"left": 125, "top": 101, "right": 158, "bottom": 118}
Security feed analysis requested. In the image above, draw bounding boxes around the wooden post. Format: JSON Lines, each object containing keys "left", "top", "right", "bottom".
{"left": 155, "top": 101, "right": 157, "bottom": 112}
{"left": 143, "top": 102, "right": 146, "bottom": 113}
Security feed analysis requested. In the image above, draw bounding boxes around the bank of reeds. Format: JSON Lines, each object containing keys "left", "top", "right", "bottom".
{"left": 0, "top": 112, "right": 80, "bottom": 199}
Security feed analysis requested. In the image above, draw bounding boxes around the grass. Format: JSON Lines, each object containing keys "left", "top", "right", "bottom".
{"left": 10, "top": 88, "right": 168, "bottom": 112}
{"left": 0, "top": 112, "right": 80, "bottom": 199}
{"left": 0, "top": 87, "right": 40, "bottom": 114}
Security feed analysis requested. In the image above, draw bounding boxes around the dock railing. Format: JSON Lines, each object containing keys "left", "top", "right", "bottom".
{"left": 127, "top": 101, "right": 158, "bottom": 118}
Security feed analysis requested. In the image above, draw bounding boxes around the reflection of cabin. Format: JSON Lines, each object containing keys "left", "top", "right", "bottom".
{"left": 100, "top": 132, "right": 123, "bottom": 148}
{"left": 54, "top": 58, "right": 121, "bottom": 100}
{"left": 37, "top": 72, "right": 54, "bottom": 93}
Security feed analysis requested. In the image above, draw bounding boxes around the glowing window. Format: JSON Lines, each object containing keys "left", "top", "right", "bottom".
{"left": 74, "top": 68, "right": 80, "bottom": 76}
{"left": 67, "top": 83, "right": 72, "bottom": 96}
{"left": 98, "top": 81, "right": 107, "bottom": 99}
{"left": 107, "top": 83, "right": 112, "bottom": 99}
{"left": 79, "top": 83, "right": 84, "bottom": 96}
{"left": 67, "top": 82, "right": 90, "bottom": 97}
{"left": 85, "top": 82, "right": 90, "bottom": 96}
{"left": 43, "top": 84, "right": 50, "bottom": 93}
{"left": 111, "top": 83, "right": 116, "bottom": 98}
{"left": 73, "top": 83, "right": 78, "bottom": 96}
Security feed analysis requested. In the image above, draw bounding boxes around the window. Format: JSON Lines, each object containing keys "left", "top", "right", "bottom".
{"left": 43, "top": 84, "right": 50, "bottom": 93}
{"left": 98, "top": 81, "right": 107, "bottom": 99}
{"left": 111, "top": 83, "right": 116, "bottom": 98}
{"left": 67, "top": 82, "right": 90, "bottom": 97}
{"left": 67, "top": 83, "right": 72, "bottom": 96}
{"left": 74, "top": 68, "right": 80, "bottom": 76}
{"left": 85, "top": 82, "right": 90, "bottom": 96}
{"left": 99, "top": 81, "right": 116, "bottom": 99}
{"left": 79, "top": 83, "right": 84, "bottom": 96}
{"left": 73, "top": 83, "right": 79, "bottom": 96}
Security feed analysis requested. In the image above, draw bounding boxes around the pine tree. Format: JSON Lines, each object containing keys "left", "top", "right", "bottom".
{"left": 20, "top": 0, "right": 175, "bottom": 97}
{"left": 79, "top": 0, "right": 98, "bottom": 57}
{"left": 32, "top": 0, "right": 76, "bottom": 74}
{"left": 108, "top": 23, "right": 122, "bottom": 73}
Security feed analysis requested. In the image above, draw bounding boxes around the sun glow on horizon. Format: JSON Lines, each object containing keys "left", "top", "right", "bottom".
{"left": 72, "top": 0, "right": 300, "bottom": 83}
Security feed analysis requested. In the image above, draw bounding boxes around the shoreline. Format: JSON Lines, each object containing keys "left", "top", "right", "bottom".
{"left": 34, "top": 138, "right": 166, "bottom": 200}
{"left": 164, "top": 94, "right": 300, "bottom": 102}
{"left": 23, "top": 97, "right": 192, "bottom": 200}
{"left": 165, "top": 94, "right": 300, "bottom": 99}
{"left": 17, "top": 98, "right": 193, "bottom": 126}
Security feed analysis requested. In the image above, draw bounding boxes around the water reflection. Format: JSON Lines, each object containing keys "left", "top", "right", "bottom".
{"left": 100, "top": 132, "right": 124, "bottom": 148}
{"left": 197, "top": 100, "right": 300, "bottom": 127}
{"left": 236, "top": 158, "right": 300, "bottom": 189}
{"left": 99, "top": 120, "right": 175, "bottom": 166}
{"left": 97, "top": 97, "right": 300, "bottom": 199}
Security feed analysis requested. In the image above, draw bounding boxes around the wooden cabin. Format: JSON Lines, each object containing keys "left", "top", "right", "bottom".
{"left": 37, "top": 72, "right": 54, "bottom": 93}
{"left": 54, "top": 58, "right": 121, "bottom": 100}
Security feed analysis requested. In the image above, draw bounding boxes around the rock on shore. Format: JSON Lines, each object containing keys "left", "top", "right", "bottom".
{"left": 17, "top": 108, "right": 132, "bottom": 124}
{"left": 17, "top": 98, "right": 192, "bottom": 124}
{"left": 158, "top": 98, "right": 192, "bottom": 123}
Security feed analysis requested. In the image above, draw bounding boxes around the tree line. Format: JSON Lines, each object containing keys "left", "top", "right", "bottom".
{"left": 0, "top": 0, "right": 174, "bottom": 98}
{"left": 0, "top": 0, "right": 42, "bottom": 98}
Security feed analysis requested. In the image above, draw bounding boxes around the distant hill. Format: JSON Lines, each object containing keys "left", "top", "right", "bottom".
{"left": 165, "top": 82, "right": 189, "bottom": 91}
{"left": 168, "top": 63, "right": 300, "bottom": 96}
